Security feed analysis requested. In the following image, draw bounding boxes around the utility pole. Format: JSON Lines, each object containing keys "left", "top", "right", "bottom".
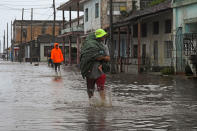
{"left": 62, "top": 10, "right": 65, "bottom": 64}
{"left": 52, "top": 0, "right": 56, "bottom": 43}
{"left": 109, "top": 0, "right": 116, "bottom": 73}
{"left": 0, "top": 40, "right": 1, "bottom": 54}
{"left": 31, "top": 8, "right": 33, "bottom": 41}
{"left": 3, "top": 30, "right": 5, "bottom": 55}
{"left": 7, "top": 23, "right": 8, "bottom": 61}
{"left": 11, "top": 21, "right": 13, "bottom": 62}
{"left": 20, "top": 8, "right": 24, "bottom": 63}
{"left": 30, "top": 8, "right": 33, "bottom": 64}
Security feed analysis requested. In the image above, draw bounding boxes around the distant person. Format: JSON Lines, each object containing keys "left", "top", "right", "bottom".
{"left": 51, "top": 43, "right": 64, "bottom": 75}
{"left": 80, "top": 29, "right": 110, "bottom": 105}
{"left": 47, "top": 50, "right": 53, "bottom": 67}
{"left": 2, "top": 54, "right": 5, "bottom": 60}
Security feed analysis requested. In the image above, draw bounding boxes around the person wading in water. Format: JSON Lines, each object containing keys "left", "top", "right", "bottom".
{"left": 80, "top": 29, "right": 110, "bottom": 105}
{"left": 51, "top": 43, "right": 64, "bottom": 76}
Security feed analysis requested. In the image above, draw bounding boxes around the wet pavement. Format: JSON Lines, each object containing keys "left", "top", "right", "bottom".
{"left": 0, "top": 59, "right": 197, "bottom": 131}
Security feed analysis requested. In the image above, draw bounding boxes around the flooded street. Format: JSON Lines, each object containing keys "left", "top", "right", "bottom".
{"left": 0, "top": 60, "right": 197, "bottom": 131}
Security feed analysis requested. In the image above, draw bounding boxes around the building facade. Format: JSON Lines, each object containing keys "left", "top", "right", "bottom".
{"left": 57, "top": 0, "right": 84, "bottom": 65}
{"left": 114, "top": 0, "right": 173, "bottom": 74}
{"left": 82, "top": 0, "right": 156, "bottom": 33}
{"left": 83, "top": 0, "right": 135, "bottom": 33}
{"left": 173, "top": 0, "right": 197, "bottom": 76}
{"left": 13, "top": 20, "right": 63, "bottom": 62}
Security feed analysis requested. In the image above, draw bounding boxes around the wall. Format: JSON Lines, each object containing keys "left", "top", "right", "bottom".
{"left": 101, "top": 0, "right": 131, "bottom": 29}
{"left": 174, "top": 2, "right": 197, "bottom": 33}
{"left": 83, "top": 0, "right": 101, "bottom": 33}
{"left": 13, "top": 21, "right": 62, "bottom": 45}
{"left": 113, "top": 10, "right": 173, "bottom": 69}
{"left": 132, "top": 11, "right": 173, "bottom": 67}
{"left": 173, "top": 1, "right": 197, "bottom": 72}
{"left": 83, "top": 0, "right": 138, "bottom": 33}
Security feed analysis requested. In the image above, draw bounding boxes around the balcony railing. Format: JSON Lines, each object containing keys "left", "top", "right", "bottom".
{"left": 61, "top": 25, "right": 84, "bottom": 34}
{"left": 183, "top": 33, "right": 197, "bottom": 56}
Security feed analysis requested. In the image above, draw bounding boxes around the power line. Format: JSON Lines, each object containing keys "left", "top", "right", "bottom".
{"left": 47, "top": 14, "right": 53, "bottom": 20}
{"left": 0, "top": 5, "right": 51, "bottom": 10}
{"left": 24, "top": 10, "right": 51, "bottom": 16}
{"left": 0, "top": 3, "right": 51, "bottom": 7}
{"left": 1, "top": 0, "right": 52, "bottom": 2}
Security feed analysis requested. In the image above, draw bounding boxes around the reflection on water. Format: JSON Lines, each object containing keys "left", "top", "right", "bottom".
{"left": 52, "top": 77, "right": 63, "bottom": 83}
{"left": 85, "top": 107, "right": 109, "bottom": 131}
{"left": 0, "top": 60, "right": 197, "bottom": 130}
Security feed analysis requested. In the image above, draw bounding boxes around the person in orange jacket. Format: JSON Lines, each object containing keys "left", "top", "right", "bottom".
{"left": 51, "top": 43, "right": 64, "bottom": 73}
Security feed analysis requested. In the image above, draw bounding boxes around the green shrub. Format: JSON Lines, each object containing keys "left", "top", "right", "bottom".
{"left": 149, "top": 0, "right": 166, "bottom": 7}
{"left": 161, "top": 67, "right": 174, "bottom": 75}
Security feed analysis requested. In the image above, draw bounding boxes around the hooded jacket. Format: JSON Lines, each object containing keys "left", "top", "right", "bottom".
{"left": 80, "top": 33, "right": 109, "bottom": 78}
{"left": 51, "top": 43, "right": 64, "bottom": 63}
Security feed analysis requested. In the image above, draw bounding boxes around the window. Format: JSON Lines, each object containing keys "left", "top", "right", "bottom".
{"left": 42, "top": 27, "right": 46, "bottom": 34}
{"left": 142, "top": 44, "right": 146, "bottom": 64}
{"left": 112, "top": 2, "right": 126, "bottom": 11}
{"left": 142, "top": 44, "right": 146, "bottom": 58}
{"left": 141, "top": 23, "right": 147, "bottom": 37}
{"left": 165, "top": 19, "right": 171, "bottom": 33}
{"left": 22, "top": 28, "right": 27, "bottom": 38}
{"left": 107, "top": 2, "right": 126, "bottom": 14}
{"left": 133, "top": 24, "right": 138, "bottom": 37}
{"left": 95, "top": 3, "right": 99, "bottom": 18}
{"left": 114, "top": 40, "right": 118, "bottom": 57}
{"left": 133, "top": 45, "right": 138, "bottom": 58}
{"left": 121, "top": 39, "right": 126, "bottom": 57}
{"left": 153, "top": 21, "right": 159, "bottom": 34}
{"left": 154, "top": 41, "right": 158, "bottom": 61}
{"left": 164, "top": 41, "right": 173, "bottom": 58}
{"left": 85, "top": 8, "right": 88, "bottom": 22}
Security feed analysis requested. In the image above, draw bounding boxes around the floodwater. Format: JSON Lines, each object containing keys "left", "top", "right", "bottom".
{"left": 0, "top": 59, "right": 197, "bottom": 131}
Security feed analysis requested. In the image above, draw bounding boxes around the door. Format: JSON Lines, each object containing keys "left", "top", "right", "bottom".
{"left": 142, "top": 44, "right": 146, "bottom": 65}
{"left": 153, "top": 41, "right": 158, "bottom": 65}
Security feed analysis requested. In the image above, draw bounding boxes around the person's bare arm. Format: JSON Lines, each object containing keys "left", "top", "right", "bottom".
{"left": 96, "top": 56, "right": 110, "bottom": 61}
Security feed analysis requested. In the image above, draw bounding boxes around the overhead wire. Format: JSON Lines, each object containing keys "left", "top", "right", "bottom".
{"left": 1, "top": 0, "right": 51, "bottom": 2}
{"left": 0, "top": 5, "right": 51, "bottom": 10}
{"left": 0, "top": 4, "right": 50, "bottom": 7}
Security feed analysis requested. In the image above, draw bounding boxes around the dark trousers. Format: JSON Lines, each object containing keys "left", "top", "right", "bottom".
{"left": 86, "top": 78, "right": 96, "bottom": 98}
{"left": 54, "top": 63, "right": 61, "bottom": 72}
{"left": 86, "top": 74, "right": 106, "bottom": 99}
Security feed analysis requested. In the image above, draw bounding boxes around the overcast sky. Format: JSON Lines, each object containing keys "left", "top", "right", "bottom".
{"left": 0, "top": 0, "right": 82, "bottom": 53}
